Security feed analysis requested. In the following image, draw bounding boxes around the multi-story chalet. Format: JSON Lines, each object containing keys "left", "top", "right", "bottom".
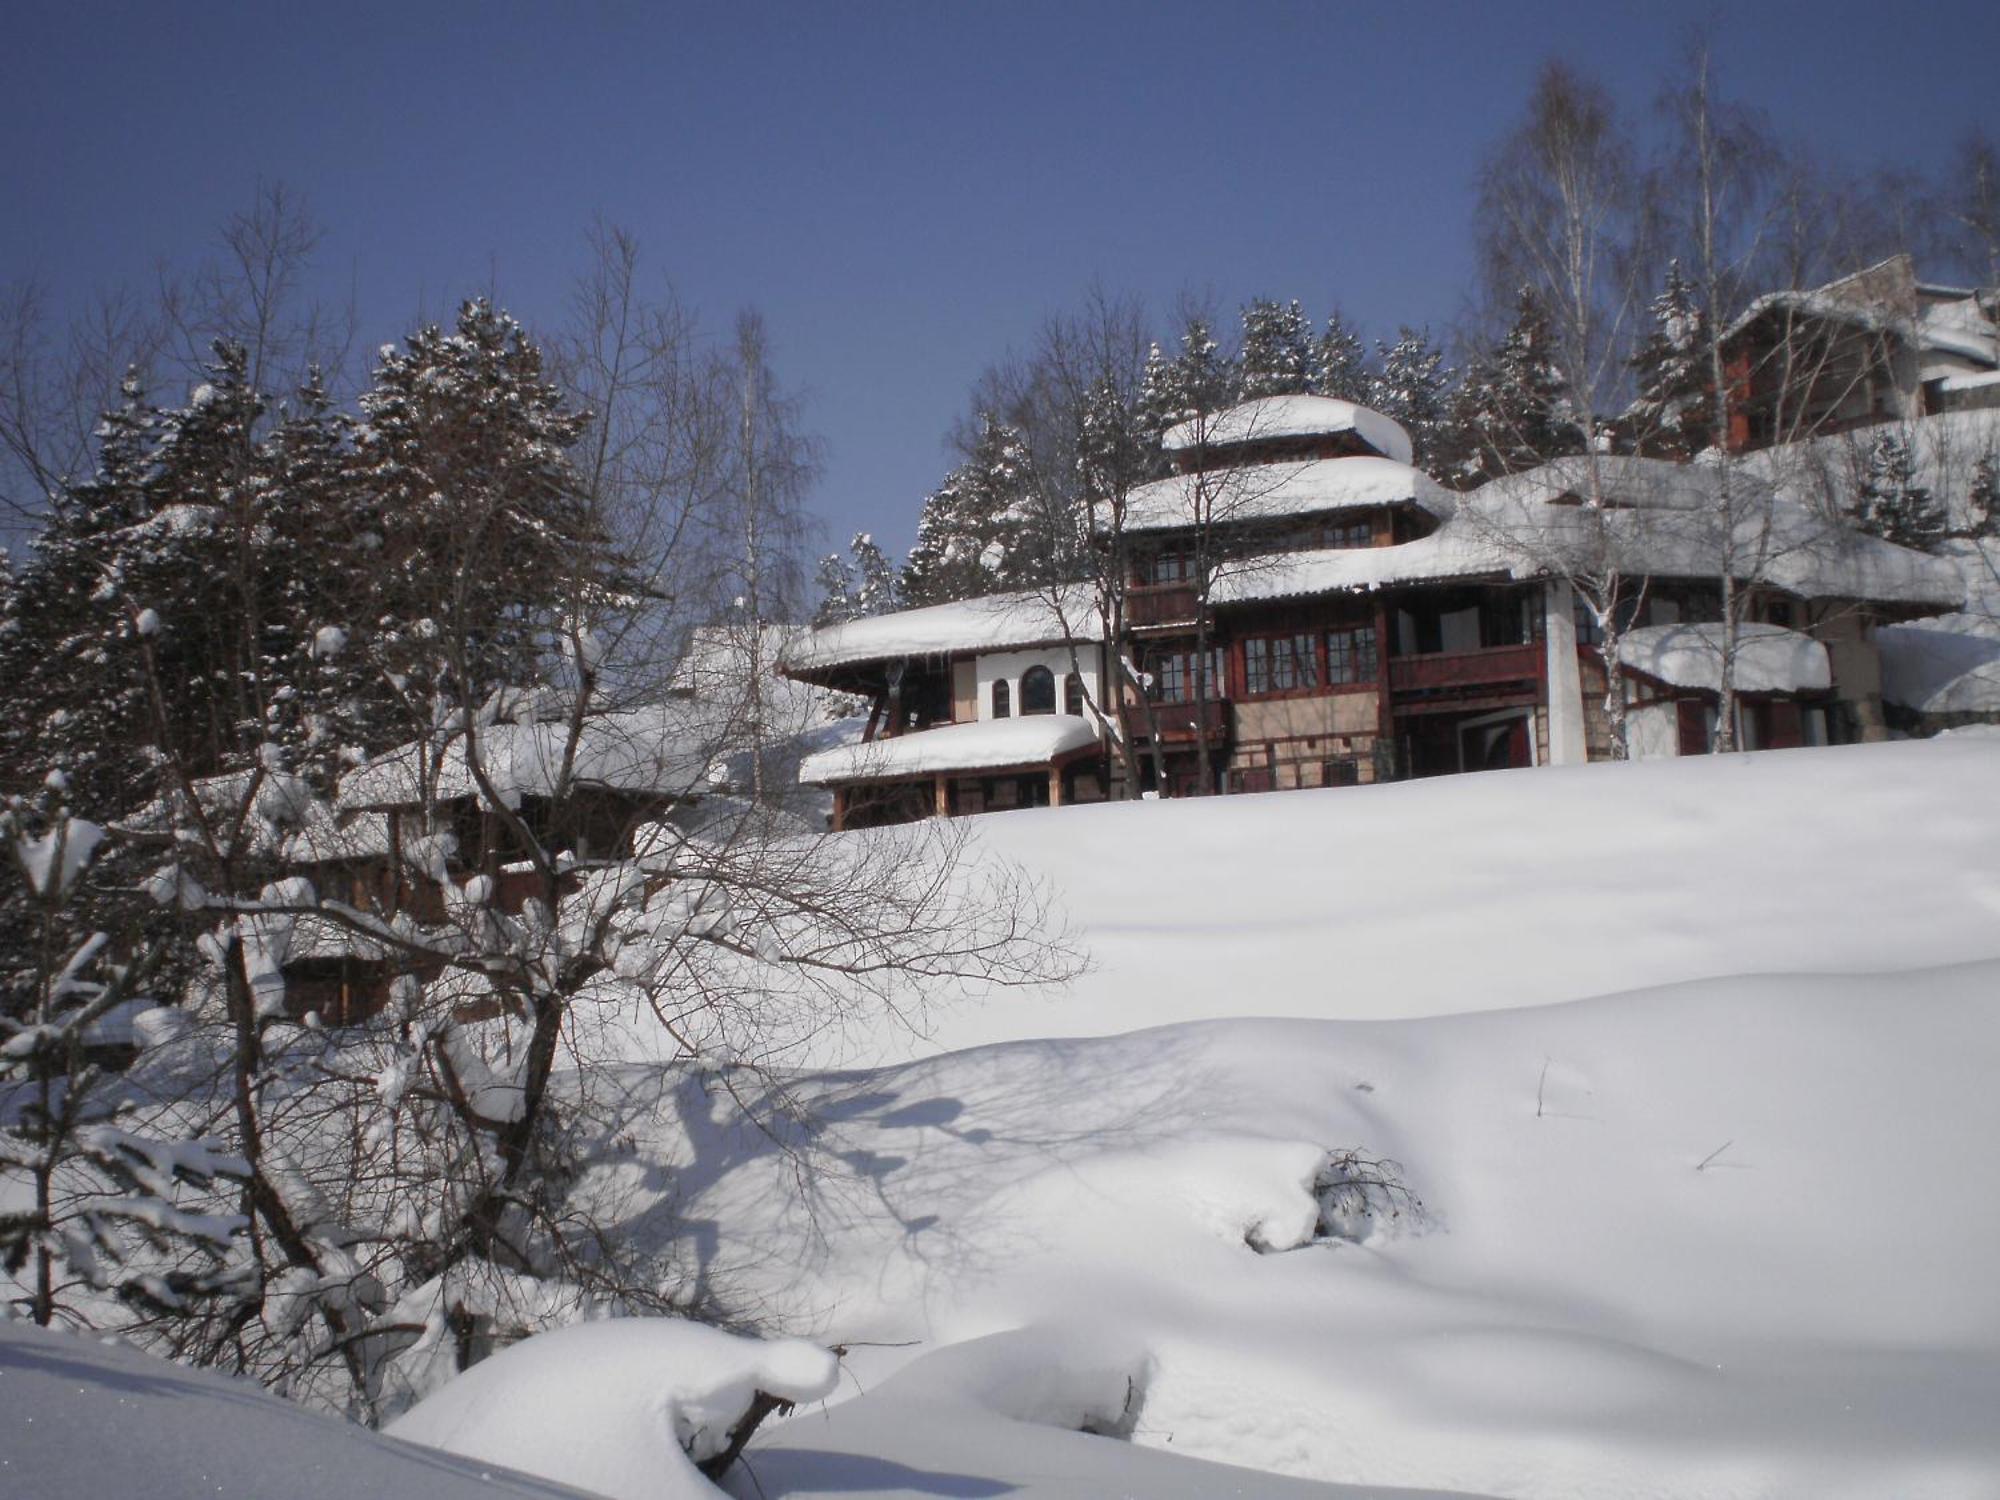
{"left": 1724, "top": 255, "right": 2000, "bottom": 451}
{"left": 781, "top": 394, "right": 1965, "bottom": 828}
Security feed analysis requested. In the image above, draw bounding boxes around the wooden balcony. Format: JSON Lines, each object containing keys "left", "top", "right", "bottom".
{"left": 1130, "top": 696, "right": 1230, "bottom": 745}
{"left": 1388, "top": 643, "right": 1543, "bottom": 695}
{"left": 1127, "top": 582, "right": 1202, "bottom": 629}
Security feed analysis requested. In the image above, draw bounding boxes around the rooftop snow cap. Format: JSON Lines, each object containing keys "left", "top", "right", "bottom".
{"left": 1162, "top": 395, "right": 1414, "bottom": 466}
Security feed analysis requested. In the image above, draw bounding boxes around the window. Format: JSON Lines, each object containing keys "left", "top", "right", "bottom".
{"left": 1304, "top": 517, "right": 1373, "bottom": 551}
{"left": 1148, "top": 549, "right": 1195, "bottom": 585}
{"left": 991, "top": 679, "right": 1010, "bottom": 718}
{"left": 1150, "top": 647, "right": 1225, "bottom": 703}
{"left": 1244, "top": 633, "right": 1318, "bottom": 696}
{"left": 1326, "top": 626, "right": 1378, "bottom": 686}
{"left": 1064, "top": 672, "right": 1086, "bottom": 717}
{"left": 1020, "top": 665, "right": 1056, "bottom": 715}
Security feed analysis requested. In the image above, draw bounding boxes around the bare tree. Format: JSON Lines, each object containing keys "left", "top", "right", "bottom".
{"left": 1475, "top": 59, "right": 1649, "bottom": 755}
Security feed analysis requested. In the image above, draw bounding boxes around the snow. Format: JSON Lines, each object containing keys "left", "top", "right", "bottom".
{"left": 1877, "top": 613, "right": 2000, "bottom": 715}
{"left": 799, "top": 714, "right": 1099, "bottom": 785}
{"left": 0, "top": 1319, "right": 597, "bottom": 1499}
{"left": 387, "top": 1319, "right": 838, "bottom": 1500}
{"left": 336, "top": 705, "right": 721, "bottom": 811}
{"left": 312, "top": 624, "right": 349, "bottom": 659}
{"left": 780, "top": 585, "right": 1101, "bottom": 676}
{"left": 14, "top": 816, "right": 104, "bottom": 897}
{"left": 1119, "top": 454, "right": 1450, "bottom": 533}
{"left": 1616, "top": 621, "right": 1831, "bottom": 694}
{"left": 1162, "top": 395, "right": 1415, "bottom": 466}
{"left": 133, "top": 607, "right": 161, "bottom": 637}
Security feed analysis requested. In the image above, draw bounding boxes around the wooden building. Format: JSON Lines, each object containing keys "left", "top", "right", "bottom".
{"left": 780, "top": 394, "right": 1966, "bottom": 827}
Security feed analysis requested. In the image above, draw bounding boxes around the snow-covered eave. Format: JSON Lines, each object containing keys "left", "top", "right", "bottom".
{"left": 798, "top": 715, "right": 1102, "bottom": 786}
{"left": 1115, "top": 456, "right": 1450, "bottom": 536}
{"left": 1615, "top": 622, "right": 1831, "bottom": 697}
{"left": 778, "top": 586, "right": 1103, "bottom": 680}
{"left": 1161, "top": 395, "right": 1414, "bottom": 466}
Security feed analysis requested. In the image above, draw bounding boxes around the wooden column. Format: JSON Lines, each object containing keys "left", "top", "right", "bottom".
{"left": 830, "top": 788, "right": 846, "bottom": 833}
{"left": 934, "top": 776, "right": 949, "bottom": 818}
{"left": 1048, "top": 766, "right": 1064, "bottom": 808}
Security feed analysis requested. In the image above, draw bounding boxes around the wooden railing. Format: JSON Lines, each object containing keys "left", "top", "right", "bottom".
{"left": 1387, "top": 643, "right": 1542, "bottom": 693}
{"left": 1127, "top": 583, "right": 1202, "bottom": 629}
{"left": 1129, "top": 697, "right": 1230, "bottom": 744}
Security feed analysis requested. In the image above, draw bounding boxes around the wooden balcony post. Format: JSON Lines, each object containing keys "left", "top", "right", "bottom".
{"left": 1048, "top": 766, "right": 1064, "bottom": 807}
{"left": 934, "top": 775, "right": 949, "bottom": 818}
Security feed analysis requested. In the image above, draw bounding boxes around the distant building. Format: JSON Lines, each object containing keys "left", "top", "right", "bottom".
{"left": 1723, "top": 255, "right": 2000, "bottom": 451}
{"left": 780, "top": 395, "right": 1964, "bottom": 828}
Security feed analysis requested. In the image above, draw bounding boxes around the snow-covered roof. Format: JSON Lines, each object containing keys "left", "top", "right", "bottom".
{"left": 1214, "top": 527, "right": 1525, "bottom": 605}
{"left": 1478, "top": 454, "right": 1768, "bottom": 513}
{"left": 337, "top": 706, "right": 719, "bottom": 811}
{"left": 1876, "top": 615, "right": 2000, "bottom": 715}
{"left": 1216, "top": 465, "right": 1966, "bottom": 611}
{"left": 1162, "top": 395, "right": 1413, "bottom": 465}
{"left": 1616, "top": 622, "right": 1831, "bottom": 695}
{"left": 798, "top": 715, "right": 1100, "bottom": 786}
{"left": 1120, "top": 455, "right": 1450, "bottom": 534}
{"left": 779, "top": 585, "right": 1101, "bottom": 677}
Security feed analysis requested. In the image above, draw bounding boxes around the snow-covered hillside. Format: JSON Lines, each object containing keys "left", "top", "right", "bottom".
{"left": 12, "top": 737, "right": 2000, "bottom": 1499}
{"left": 885, "top": 733, "right": 2000, "bottom": 1057}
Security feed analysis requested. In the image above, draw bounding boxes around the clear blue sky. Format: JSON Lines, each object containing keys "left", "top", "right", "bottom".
{"left": 5, "top": 1, "right": 1997, "bottom": 559}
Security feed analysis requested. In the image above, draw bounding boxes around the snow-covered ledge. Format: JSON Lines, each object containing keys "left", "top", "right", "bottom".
{"left": 1616, "top": 622, "right": 1831, "bottom": 695}
{"left": 799, "top": 715, "right": 1100, "bottom": 786}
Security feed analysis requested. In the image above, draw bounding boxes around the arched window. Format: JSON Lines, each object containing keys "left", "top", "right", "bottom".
{"left": 991, "top": 679, "right": 1010, "bottom": 719}
{"left": 1064, "top": 672, "right": 1086, "bottom": 717}
{"left": 1020, "top": 665, "right": 1056, "bottom": 715}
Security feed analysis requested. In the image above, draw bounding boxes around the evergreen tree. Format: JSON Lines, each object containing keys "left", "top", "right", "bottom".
{"left": 1964, "top": 454, "right": 2000, "bottom": 539}
{"left": 900, "top": 415, "right": 1035, "bottom": 606}
{"left": 811, "top": 551, "right": 857, "bottom": 628}
{"left": 1367, "top": 329, "right": 1454, "bottom": 471}
{"left": 1134, "top": 317, "right": 1237, "bottom": 448}
{"left": 850, "top": 532, "right": 897, "bottom": 616}
{"left": 1449, "top": 288, "right": 1581, "bottom": 484}
{"left": 1626, "top": 261, "right": 1710, "bottom": 458}
{"left": 1311, "top": 310, "right": 1371, "bottom": 402}
{"left": 1857, "top": 431, "right": 1945, "bottom": 550}
{"left": 1237, "top": 299, "right": 1313, "bottom": 400}
{"left": 349, "top": 299, "right": 596, "bottom": 722}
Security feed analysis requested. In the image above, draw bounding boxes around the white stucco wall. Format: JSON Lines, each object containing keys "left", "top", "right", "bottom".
{"left": 972, "top": 645, "right": 1105, "bottom": 722}
{"left": 1543, "top": 581, "right": 1588, "bottom": 766}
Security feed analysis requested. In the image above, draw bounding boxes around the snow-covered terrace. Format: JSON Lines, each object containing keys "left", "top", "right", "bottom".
{"left": 1161, "top": 394, "right": 1414, "bottom": 465}
{"left": 1877, "top": 615, "right": 2000, "bottom": 717}
{"left": 1616, "top": 622, "right": 1831, "bottom": 695}
{"left": 798, "top": 715, "right": 1099, "bottom": 786}
{"left": 780, "top": 585, "right": 1101, "bottom": 678}
{"left": 1118, "top": 454, "right": 1451, "bottom": 534}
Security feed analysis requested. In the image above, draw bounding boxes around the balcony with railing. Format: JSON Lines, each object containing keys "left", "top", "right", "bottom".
{"left": 1127, "top": 582, "right": 1202, "bottom": 630}
{"left": 1387, "top": 643, "right": 1542, "bottom": 695}
{"left": 1130, "top": 696, "right": 1230, "bottom": 745}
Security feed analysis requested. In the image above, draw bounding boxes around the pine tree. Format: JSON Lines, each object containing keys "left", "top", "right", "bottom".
{"left": 1368, "top": 329, "right": 1454, "bottom": 471}
{"left": 1311, "top": 310, "right": 1371, "bottom": 402}
{"left": 1626, "top": 261, "right": 1709, "bottom": 458}
{"left": 850, "top": 532, "right": 897, "bottom": 616}
{"left": 349, "top": 299, "right": 596, "bottom": 719}
{"left": 1134, "top": 317, "right": 1237, "bottom": 448}
{"left": 1450, "top": 289, "right": 1580, "bottom": 484}
{"left": 1957, "top": 453, "right": 2000, "bottom": 539}
{"left": 1237, "top": 299, "right": 1313, "bottom": 400}
{"left": 1857, "top": 431, "right": 1945, "bottom": 550}
{"left": 811, "top": 551, "right": 857, "bottom": 628}
{"left": 900, "top": 415, "right": 1036, "bottom": 606}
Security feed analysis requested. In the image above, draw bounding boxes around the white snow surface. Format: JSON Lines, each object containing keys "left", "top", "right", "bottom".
{"left": 1615, "top": 621, "right": 1831, "bottom": 694}
{"left": 0, "top": 1319, "right": 596, "bottom": 1499}
{"left": 388, "top": 1320, "right": 838, "bottom": 1500}
{"left": 337, "top": 705, "right": 719, "bottom": 810}
{"left": 798, "top": 714, "right": 1099, "bottom": 785}
{"left": 1877, "top": 612, "right": 2000, "bottom": 714}
{"left": 781, "top": 585, "right": 1100, "bottom": 676}
{"left": 1162, "top": 395, "right": 1415, "bottom": 466}
{"left": 1120, "top": 454, "right": 1450, "bottom": 533}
